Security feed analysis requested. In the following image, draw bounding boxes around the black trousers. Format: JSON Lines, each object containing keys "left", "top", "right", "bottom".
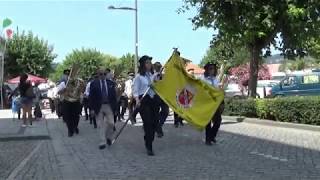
{"left": 206, "top": 104, "right": 223, "bottom": 142}
{"left": 174, "top": 112, "right": 183, "bottom": 125}
{"left": 89, "top": 107, "right": 97, "bottom": 126}
{"left": 49, "top": 98, "right": 55, "bottom": 113}
{"left": 119, "top": 95, "right": 128, "bottom": 118}
{"left": 158, "top": 97, "right": 169, "bottom": 126}
{"left": 83, "top": 98, "right": 89, "bottom": 120}
{"left": 128, "top": 97, "right": 137, "bottom": 123}
{"left": 62, "top": 100, "right": 81, "bottom": 135}
{"left": 139, "top": 95, "right": 159, "bottom": 150}
{"left": 154, "top": 96, "right": 169, "bottom": 133}
{"left": 57, "top": 100, "right": 63, "bottom": 118}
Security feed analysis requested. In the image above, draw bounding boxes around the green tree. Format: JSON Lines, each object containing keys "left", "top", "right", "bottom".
{"left": 308, "top": 38, "right": 320, "bottom": 61}
{"left": 200, "top": 38, "right": 250, "bottom": 73}
{"left": 51, "top": 48, "right": 108, "bottom": 81}
{"left": 181, "top": 0, "right": 320, "bottom": 97}
{"left": 102, "top": 53, "right": 135, "bottom": 79}
{"left": 279, "top": 57, "right": 320, "bottom": 71}
{"left": 5, "top": 30, "right": 57, "bottom": 79}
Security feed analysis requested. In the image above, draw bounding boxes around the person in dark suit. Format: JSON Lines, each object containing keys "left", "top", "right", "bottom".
{"left": 89, "top": 68, "right": 117, "bottom": 150}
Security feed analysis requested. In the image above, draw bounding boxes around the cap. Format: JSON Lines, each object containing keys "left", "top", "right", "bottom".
{"left": 204, "top": 62, "right": 217, "bottom": 70}
{"left": 63, "top": 69, "right": 70, "bottom": 74}
{"left": 139, "top": 55, "right": 153, "bottom": 64}
{"left": 128, "top": 72, "right": 135, "bottom": 76}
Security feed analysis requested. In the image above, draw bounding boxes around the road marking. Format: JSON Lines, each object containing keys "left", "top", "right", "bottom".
{"left": 250, "top": 151, "right": 288, "bottom": 162}
{"left": 7, "top": 141, "right": 44, "bottom": 180}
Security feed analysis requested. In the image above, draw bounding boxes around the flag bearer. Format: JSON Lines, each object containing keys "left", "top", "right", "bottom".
{"left": 202, "top": 62, "right": 225, "bottom": 145}
{"left": 133, "top": 55, "right": 159, "bottom": 156}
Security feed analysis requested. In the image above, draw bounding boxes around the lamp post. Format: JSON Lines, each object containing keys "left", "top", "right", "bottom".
{"left": 108, "top": 0, "right": 138, "bottom": 75}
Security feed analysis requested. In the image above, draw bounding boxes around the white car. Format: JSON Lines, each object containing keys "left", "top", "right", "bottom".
{"left": 256, "top": 80, "right": 279, "bottom": 98}
{"left": 225, "top": 83, "right": 246, "bottom": 98}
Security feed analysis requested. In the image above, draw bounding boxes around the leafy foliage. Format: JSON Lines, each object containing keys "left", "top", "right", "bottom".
{"left": 50, "top": 49, "right": 135, "bottom": 82}
{"left": 279, "top": 57, "right": 320, "bottom": 71}
{"left": 224, "top": 96, "right": 320, "bottom": 125}
{"left": 181, "top": 0, "right": 320, "bottom": 97}
{"left": 109, "top": 53, "right": 135, "bottom": 79}
{"left": 200, "top": 38, "right": 250, "bottom": 74}
{"left": 51, "top": 48, "right": 110, "bottom": 81}
{"left": 228, "top": 64, "right": 271, "bottom": 86}
{"left": 5, "top": 30, "right": 57, "bottom": 79}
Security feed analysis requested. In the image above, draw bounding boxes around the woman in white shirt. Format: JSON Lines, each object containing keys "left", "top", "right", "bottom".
{"left": 202, "top": 62, "right": 224, "bottom": 145}
{"left": 132, "top": 55, "right": 159, "bottom": 156}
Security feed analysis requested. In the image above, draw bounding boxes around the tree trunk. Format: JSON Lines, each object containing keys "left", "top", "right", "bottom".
{"left": 248, "top": 45, "right": 261, "bottom": 98}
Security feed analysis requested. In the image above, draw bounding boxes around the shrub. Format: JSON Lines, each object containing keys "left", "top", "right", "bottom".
{"left": 223, "top": 96, "right": 320, "bottom": 125}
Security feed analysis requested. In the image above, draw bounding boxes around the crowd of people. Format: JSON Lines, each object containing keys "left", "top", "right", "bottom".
{"left": 11, "top": 53, "right": 225, "bottom": 156}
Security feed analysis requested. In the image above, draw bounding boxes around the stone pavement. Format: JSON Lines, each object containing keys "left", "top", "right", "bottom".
{"left": 1, "top": 109, "right": 320, "bottom": 179}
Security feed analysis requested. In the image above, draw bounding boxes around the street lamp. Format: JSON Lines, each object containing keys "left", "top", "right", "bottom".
{"left": 108, "top": 0, "right": 138, "bottom": 75}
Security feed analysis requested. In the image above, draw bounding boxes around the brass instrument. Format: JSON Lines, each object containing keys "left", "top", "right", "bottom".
{"left": 64, "top": 63, "right": 85, "bottom": 102}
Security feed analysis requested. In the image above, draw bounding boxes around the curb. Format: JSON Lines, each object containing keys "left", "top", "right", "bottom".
{"left": 0, "top": 135, "right": 51, "bottom": 142}
{"left": 222, "top": 115, "right": 320, "bottom": 132}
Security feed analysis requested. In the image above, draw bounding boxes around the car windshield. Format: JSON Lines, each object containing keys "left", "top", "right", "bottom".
{"left": 271, "top": 76, "right": 285, "bottom": 81}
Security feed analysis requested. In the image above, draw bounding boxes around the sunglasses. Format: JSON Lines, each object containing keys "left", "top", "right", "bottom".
{"left": 99, "top": 73, "right": 107, "bottom": 76}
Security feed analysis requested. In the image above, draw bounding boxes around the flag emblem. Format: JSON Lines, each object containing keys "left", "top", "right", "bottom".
{"left": 176, "top": 85, "right": 196, "bottom": 108}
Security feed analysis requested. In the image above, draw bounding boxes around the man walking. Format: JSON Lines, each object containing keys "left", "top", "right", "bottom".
{"left": 124, "top": 72, "right": 136, "bottom": 124}
{"left": 89, "top": 68, "right": 117, "bottom": 149}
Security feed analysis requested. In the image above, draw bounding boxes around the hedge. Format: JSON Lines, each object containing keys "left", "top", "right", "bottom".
{"left": 223, "top": 96, "right": 320, "bottom": 125}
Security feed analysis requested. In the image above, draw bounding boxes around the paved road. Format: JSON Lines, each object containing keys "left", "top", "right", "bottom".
{"left": 1, "top": 111, "right": 320, "bottom": 179}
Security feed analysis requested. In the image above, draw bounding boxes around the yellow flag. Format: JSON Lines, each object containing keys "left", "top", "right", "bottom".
{"left": 152, "top": 51, "right": 224, "bottom": 130}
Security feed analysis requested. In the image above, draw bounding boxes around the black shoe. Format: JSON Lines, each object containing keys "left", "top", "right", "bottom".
{"left": 174, "top": 124, "right": 178, "bottom": 128}
{"left": 68, "top": 132, "right": 73, "bottom": 137}
{"left": 147, "top": 149, "right": 154, "bottom": 156}
{"left": 99, "top": 144, "right": 106, "bottom": 150}
{"left": 157, "top": 132, "right": 164, "bottom": 138}
{"left": 93, "top": 124, "right": 97, "bottom": 129}
{"left": 113, "top": 126, "right": 116, "bottom": 131}
{"left": 212, "top": 138, "right": 217, "bottom": 143}
{"left": 180, "top": 121, "right": 184, "bottom": 126}
{"left": 75, "top": 128, "right": 79, "bottom": 134}
{"left": 107, "top": 139, "right": 112, "bottom": 146}
{"left": 205, "top": 141, "right": 212, "bottom": 146}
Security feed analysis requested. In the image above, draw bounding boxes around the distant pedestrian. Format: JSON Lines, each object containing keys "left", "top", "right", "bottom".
{"left": 18, "top": 73, "right": 35, "bottom": 127}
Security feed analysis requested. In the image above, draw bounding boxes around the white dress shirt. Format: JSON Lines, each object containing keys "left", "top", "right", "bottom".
{"left": 124, "top": 79, "right": 133, "bottom": 98}
{"left": 57, "top": 81, "right": 66, "bottom": 92}
{"left": 84, "top": 81, "right": 91, "bottom": 97}
{"left": 133, "top": 72, "right": 155, "bottom": 98}
{"left": 202, "top": 75, "right": 220, "bottom": 88}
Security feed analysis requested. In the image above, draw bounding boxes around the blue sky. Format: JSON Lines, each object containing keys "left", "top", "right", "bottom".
{"left": 0, "top": 0, "right": 217, "bottom": 65}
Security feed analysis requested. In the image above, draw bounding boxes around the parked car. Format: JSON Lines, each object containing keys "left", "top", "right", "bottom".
{"left": 271, "top": 72, "right": 286, "bottom": 81}
{"left": 256, "top": 80, "right": 279, "bottom": 98}
{"left": 225, "top": 83, "right": 246, "bottom": 98}
{"left": 270, "top": 71, "right": 320, "bottom": 97}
